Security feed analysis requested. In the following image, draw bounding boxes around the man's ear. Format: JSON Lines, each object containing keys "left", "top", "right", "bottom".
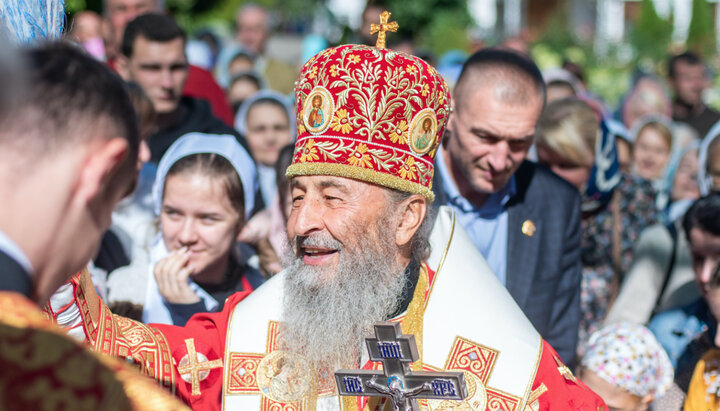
{"left": 115, "top": 55, "right": 131, "bottom": 81}
{"left": 395, "top": 194, "right": 427, "bottom": 248}
{"left": 75, "top": 137, "right": 130, "bottom": 205}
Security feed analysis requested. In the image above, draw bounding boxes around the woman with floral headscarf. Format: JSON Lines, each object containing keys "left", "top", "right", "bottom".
{"left": 580, "top": 322, "right": 673, "bottom": 410}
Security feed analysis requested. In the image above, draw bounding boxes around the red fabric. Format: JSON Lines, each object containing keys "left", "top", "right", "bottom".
{"left": 534, "top": 341, "right": 608, "bottom": 410}
{"left": 106, "top": 60, "right": 234, "bottom": 127}
{"left": 182, "top": 65, "right": 234, "bottom": 126}
{"left": 151, "top": 291, "right": 249, "bottom": 410}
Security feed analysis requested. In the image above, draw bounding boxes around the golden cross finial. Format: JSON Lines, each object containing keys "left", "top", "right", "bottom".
{"left": 177, "top": 338, "right": 223, "bottom": 396}
{"left": 370, "top": 10, "right": 398, "bottom": 49}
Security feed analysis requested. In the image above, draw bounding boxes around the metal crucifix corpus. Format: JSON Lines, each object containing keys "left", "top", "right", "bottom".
{"left": 335, "top": 322, "right": 468, "bottom": 411}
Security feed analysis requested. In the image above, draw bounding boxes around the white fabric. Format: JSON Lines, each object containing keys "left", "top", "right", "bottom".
{"left": 0, "top": 229, "right": 33, "bottom": 276}
{"left": 222, "top": 206, "right": 542, "bottom": 410}
{"left": 48, "top": 281, "right": 85, "bottom": 343}
{"left": 141, "top": 234, "right": 219, "bottom": 325}
{"left": 698, "top": 120, "right": 720, "bottom": 195}
{"left": 152, "top": 133, "right": 257, "bottom": 220}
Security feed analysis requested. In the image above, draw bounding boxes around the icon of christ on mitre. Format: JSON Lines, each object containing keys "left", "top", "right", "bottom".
{"left": 47, "top": 11, "right": 607, "bottom": 411}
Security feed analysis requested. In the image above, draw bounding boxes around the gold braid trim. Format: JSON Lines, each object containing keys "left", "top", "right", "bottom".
{"left": 286, "top": 162, "right": 435, "bottom": 202}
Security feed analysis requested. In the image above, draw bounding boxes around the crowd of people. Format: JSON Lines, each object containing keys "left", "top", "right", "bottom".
{"left": 4, "top": 0, "right": 720, "bottom": 409}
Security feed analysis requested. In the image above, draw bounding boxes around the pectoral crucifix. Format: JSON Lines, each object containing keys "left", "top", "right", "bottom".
{"left": 335, "top": 322, "right": 468, "bottom": 411}
{"left": 370, "top": 11, "right": 398, "bottom": 49}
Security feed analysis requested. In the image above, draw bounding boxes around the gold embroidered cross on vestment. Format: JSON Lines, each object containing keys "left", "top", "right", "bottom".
{"left": 178, "top": 338, "right": 223, "bottom": 396}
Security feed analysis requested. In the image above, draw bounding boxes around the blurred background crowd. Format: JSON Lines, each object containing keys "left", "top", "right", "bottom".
{"left": 44, "top": 0, "right": 720, "bottom": 409}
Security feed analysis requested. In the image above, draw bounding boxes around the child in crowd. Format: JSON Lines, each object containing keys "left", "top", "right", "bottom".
{"left": 579, "top": 322, "right": 673, "bottom": 411}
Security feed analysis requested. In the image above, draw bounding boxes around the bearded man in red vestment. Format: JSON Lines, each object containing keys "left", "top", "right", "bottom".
{"left": 49, "top": 12, "right": 607, "bottom": 411}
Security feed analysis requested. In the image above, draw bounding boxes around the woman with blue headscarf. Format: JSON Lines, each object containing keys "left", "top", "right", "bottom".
{"left": 536, "top": 97, "right": 660, "bottom": 356}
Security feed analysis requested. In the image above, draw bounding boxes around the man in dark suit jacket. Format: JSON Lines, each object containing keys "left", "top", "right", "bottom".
{"left": 435, "top": 48, "right": 582, "bottom": 367}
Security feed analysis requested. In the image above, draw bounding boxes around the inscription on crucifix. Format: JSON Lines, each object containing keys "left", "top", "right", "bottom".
{"left": 335, "top": 322, "right": 467, "bottom": 411}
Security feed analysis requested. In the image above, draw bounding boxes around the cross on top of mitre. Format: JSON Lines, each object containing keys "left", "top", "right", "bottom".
{"left": 370, "top": 10, "right": 398, "bottom": 49}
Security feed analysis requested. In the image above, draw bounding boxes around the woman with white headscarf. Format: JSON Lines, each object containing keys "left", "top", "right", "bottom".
{"left": 234, "top": 90, "right": 294, "bottom": 209}
{"left": 141, "top": 133, "right": 264, "bottom": 326}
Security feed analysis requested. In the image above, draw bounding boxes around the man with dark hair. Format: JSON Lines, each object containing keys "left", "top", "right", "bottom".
{"left": 435, "top": 47, "right": 583, "bottom": 367}
{"left": 668, "top": 51, "right": 720, "bottom": 138}
{"left": 0, "top": 42, "right": 186, "bottom": 410}
{"left": 117, "top": 13, "right": 248, "bottom": 163}
{"left": 0, "top": 43, "right": 139, "bottom": 302}
{"left": 103, "top": 0, "right": 233, "bottom": 125}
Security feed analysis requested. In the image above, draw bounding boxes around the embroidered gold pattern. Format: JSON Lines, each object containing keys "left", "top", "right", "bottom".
{"left": 178, "top": 338, "right": 223, "bottom": 396}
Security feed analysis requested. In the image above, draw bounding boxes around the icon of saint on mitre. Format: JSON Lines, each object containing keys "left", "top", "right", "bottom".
{"left": 303, "top": 87, "right": 334, "bottom": 134}
{"left": 409, "top": 109, "right": 437, "bottom": 155}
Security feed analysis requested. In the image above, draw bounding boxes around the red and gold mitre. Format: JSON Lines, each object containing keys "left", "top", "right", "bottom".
{"left": 286, "top": 12, "right": 450, "bottom": 201}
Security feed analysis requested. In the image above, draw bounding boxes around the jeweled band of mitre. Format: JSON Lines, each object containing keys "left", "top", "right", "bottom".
{"left": 286, "top": 36, "right": 451, "bottom": 201}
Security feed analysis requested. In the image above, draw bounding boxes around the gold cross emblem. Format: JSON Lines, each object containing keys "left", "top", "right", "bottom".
{"left": 177, "top": 338, "right": 223, "bottom": 396}
{"left": 370, "top": 10, "right": 399, "bottom": 49}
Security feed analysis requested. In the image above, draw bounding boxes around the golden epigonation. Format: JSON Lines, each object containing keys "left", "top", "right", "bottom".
{"left": 521, "top": 220, "right": 536, "bottom": 237}
{"left": 370, "top": 10, "right": 398, "bottom": 49}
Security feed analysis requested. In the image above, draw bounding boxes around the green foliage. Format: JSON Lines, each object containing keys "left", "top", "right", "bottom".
{"left": 687, "top": 0, "right": 716, "bottom": 56}
{"left": 373, "top": 0, "right": 472, "bottom": 55}
{"left": 629, "top": 0, "right": 672, "bottom": 66}
{"left": 65, "top": 0, "right": 87, "bottom": 14}
{"left": 165, "top": 0, "right": 324, "bottom": 33}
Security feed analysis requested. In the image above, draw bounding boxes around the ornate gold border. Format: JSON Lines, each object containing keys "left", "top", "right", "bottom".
{"left": 518, "top": 339, "right": 543, "bottom": 411}
{"left": 286, "top": 162, "right": 435, "bottom": 202}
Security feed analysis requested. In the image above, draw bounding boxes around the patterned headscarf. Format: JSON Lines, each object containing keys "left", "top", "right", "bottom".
{"left": 581, "top": 322, "right": 674, "bottom": 397}
{"left": 582, "top": 117, "right": 622, "bottom": 213}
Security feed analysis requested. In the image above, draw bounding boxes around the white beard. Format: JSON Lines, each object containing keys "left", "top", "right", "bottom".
{"left": 278, "top": 219, "right": 406, "bottom": 377}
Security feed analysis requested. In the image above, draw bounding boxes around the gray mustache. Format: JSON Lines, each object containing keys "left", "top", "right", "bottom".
{"left": 294, "top": 232, "right": 344, "bottom": 251}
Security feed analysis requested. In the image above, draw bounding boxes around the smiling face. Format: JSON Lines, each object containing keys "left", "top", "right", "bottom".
{"left": 286, "top": 175, "right": 397, "bottom": 283}
{"left": 445, "top": 82, "right": 542, "bottom": 203}
{"left": 281, "top": 175, "right": 412, "bottom": 373}
{"left": 632, "top": 123, "right": 672, "bottom": 181}
{"left": 160, "top": 172, "right": 241, "bottom": 278}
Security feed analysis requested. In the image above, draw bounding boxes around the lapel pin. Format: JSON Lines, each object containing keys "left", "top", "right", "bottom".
{"left": 522, "top": 220, "right": 536, "bottom": 237}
